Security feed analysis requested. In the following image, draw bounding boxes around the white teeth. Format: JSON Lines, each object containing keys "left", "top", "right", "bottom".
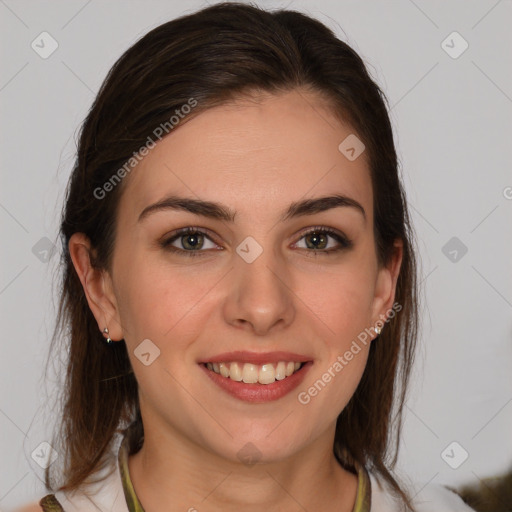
{"left": 259, "top": 364, "right": 275, "bottom": 385}
{"left": 205, "top": 360, "right": 304, "bottom": 385}
{"left": 275, "top": 361, "right": 286, "bottom": 380}
{"left": 219, "top": 362, "right": 230, "bottom": 378}
{"left": 242, "top": 363, "right": 259, "bottom": 383}
{"left": 229, "top": 362, "right": 243, "bottom": 382}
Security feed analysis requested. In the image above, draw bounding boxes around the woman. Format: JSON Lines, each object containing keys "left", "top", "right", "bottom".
{"left": 19, "top": 3, "right": 475, "bottom": 511}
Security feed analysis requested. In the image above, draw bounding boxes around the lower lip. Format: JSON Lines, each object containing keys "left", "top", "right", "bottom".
{"left": 199, "top": 362, "right": 313, "bottom": 403}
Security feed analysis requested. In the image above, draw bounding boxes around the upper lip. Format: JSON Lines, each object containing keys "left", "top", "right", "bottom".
{"left": 198, "top": 351, "right": 312, "bottom": 365}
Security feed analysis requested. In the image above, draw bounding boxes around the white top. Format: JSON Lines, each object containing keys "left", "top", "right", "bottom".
{"left": 48, "top": 435, "right": 475, "bottom": 512}
{"left": 369, "top": 473, "right": 476, "bottom": 511}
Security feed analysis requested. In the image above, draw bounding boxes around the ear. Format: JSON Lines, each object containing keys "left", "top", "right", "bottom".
{"left": 68, "top": 232, "right": 124, "bottom": 341}
{"left": 370, "top": 239, "right": 403, "bottom": 331}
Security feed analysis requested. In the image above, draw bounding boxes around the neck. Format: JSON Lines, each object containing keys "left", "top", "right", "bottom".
{"left": 127, "top": 422, "right": 358, "bottom": 512}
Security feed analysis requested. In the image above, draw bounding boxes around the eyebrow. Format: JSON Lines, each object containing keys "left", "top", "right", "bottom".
{"left": 138, "top": 193, "right": 366, "bottom": 224}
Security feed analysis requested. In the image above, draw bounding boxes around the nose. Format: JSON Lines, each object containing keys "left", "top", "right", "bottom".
{"left": 222, "top": 246, "right": 296, "bottom": 336}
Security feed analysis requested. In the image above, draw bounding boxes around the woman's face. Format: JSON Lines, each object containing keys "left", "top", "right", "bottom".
{"left": 79, "top": 89, "right": 401, "bottom": 464}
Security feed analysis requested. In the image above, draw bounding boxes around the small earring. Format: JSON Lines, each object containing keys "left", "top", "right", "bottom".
{"left": 375, "top": 326, "right": 382, "bottom": 336}
{"left": 102, "top": 327, "right": 113, "bottom": 344}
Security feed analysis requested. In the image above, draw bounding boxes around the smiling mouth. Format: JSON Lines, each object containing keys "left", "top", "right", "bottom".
{"left": 203, "top": 361, "right": 305, "bottom": 385}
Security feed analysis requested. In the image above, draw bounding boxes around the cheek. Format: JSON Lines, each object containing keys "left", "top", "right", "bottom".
{"left": 293, "top": 258, "right": 375, "bottom": 405}
{"left": 114, "top": 256, "right": 221, "bottom": 344}
{"left": 295, "top": 260, "right": 376, "bottom": 340}
{"left": 297, "top": 343, "right": 370, "bottom": 427}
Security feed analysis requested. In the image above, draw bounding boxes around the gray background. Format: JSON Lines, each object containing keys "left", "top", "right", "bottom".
{"left": 1, "top": 0, "right": 511, "bottom": 509}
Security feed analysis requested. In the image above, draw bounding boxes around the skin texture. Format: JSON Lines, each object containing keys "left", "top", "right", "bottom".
{"left": 69, "top": 89, "right": 402, "bottom": 511}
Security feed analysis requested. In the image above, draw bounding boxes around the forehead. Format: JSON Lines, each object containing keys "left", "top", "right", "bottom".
{"left": 118, "top": 89, "right": 372, "bottom": 223}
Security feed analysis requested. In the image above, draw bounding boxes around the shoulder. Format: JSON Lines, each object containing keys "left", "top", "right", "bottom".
{"left": 53, "top": 460, "right": 125, "bottom": 512}
{"left": 13, "top": 503, "right": 41, "bottom": 512}
{"left": 15, "top": 453, "right": 122, "bottom": 512}
{"left": 369, "top": 472, "right": 476, "bottom": 512}
{"left": 14, "top": 495, "right": 65, "bottom": 512}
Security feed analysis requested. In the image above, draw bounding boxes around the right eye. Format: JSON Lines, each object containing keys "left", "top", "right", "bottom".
{"left": 160, "top": 227, "right": 222, "bottom": 257}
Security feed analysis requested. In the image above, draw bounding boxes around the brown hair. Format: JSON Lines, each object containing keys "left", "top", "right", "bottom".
{"left": 45, "top": 2, "right": 419, "bottom": 509}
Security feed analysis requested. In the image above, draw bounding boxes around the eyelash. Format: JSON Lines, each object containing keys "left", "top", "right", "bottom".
{"left": 160, "top": 225, "right": 353, "bottom": 258}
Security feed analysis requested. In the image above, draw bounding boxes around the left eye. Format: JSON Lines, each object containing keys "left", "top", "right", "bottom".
{"left": 294, "top": 228, "right": 349, "bottom": 251}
